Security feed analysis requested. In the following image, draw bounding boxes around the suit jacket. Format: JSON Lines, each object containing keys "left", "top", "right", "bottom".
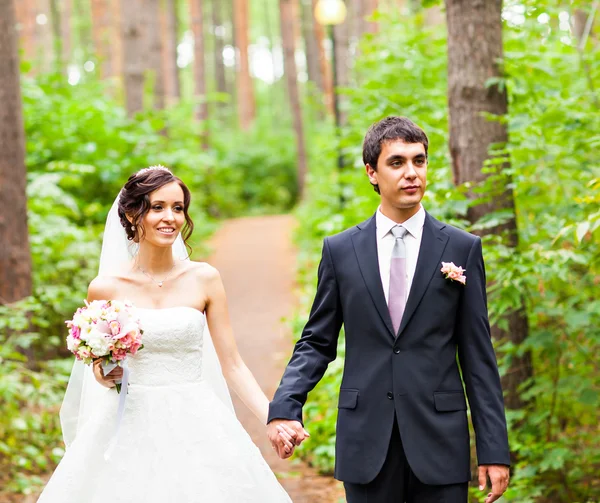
{"left": 268, "top": 212, "right": 510, "bottom": 485}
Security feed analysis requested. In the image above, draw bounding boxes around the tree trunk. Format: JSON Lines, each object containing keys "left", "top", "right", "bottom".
{"left": 147, "top": 0, "right": 166, "bottom": 109}
{"left": 280, "top": 0, "right": 308, "bottom": 199}
{"left": 49, "top": 0, "right": 63, "bottom": 72}
{"left": 364, "top": 0, "right": 379, "bottom": 33}
{"left": 445, "top": 0, "right": 531, "bottom": 410}
{"left": 61, "top": 0, "right": 72, "bottom": 66}
{"left": 311, "top": 0, "right": 334, "bottom": 115}
{"left": 121, "top": 0, "right": 146, "bottom": 116}
{"left": 14, "top": 0, "right": 37, "bottom": 69}
{"left": 190, "top": 0, "right": 209, "bottom": 146}
{"left": 37, "top": 0, "right": 54, "bottom": 73}
{"left": 0, "top": 0, "right": 33, "bottom": 305}
{"left": 424, "top": 4, "right": 444, "bottom": 26}
{"left": 572, "top": 6, "right": 597, "bottom": 46}
{"left": 73, "top": 0, "right": 95, "bottom": 67}
{"left": 333, "top": 15, "right": 350, "bottom": 125}
{"left": 162, "top": 0, "right": 181, "bottom": 100}
{"left": 91, "top": 0, "right": 111, "bottom": 77}
{"left": 211, "top": 0, "right": 228, "bottom": 103}
{"left": 233, "top": 0, "right": 255, "bottom": 130}
{"left": 301, "top": 0, "right": 323, "bottom": 91}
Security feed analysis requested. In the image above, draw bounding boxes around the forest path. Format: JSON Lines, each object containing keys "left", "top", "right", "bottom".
{"left": 207, "top": 214, "right": 344, "bottom": 503}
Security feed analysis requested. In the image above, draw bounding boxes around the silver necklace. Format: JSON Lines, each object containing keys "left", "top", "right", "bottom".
{"left": 137, "top": 262, "right": 177, "bottom": 288}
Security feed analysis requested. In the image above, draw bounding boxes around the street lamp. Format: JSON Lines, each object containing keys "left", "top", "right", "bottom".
{"left": 314, "top": 0, "right": 347, "bottom": 205}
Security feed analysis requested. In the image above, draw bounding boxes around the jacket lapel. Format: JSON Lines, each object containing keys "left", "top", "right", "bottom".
{"left": 398, "top": 213, "right": 449, "bottom": 336}
{"left": 351, "top": 215, "right": 395, "bottom": 338}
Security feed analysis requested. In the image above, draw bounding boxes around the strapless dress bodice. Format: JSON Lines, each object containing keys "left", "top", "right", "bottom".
{"left": 127, "top": 307, "right": 206, "bottom": 386}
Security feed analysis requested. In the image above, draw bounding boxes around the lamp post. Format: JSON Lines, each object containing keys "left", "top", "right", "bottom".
{"left": 314, "top": 0, "right": 347, "bottom": 205}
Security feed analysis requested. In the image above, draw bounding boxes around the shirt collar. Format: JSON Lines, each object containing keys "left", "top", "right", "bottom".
{"left": 376, "top": 205, "right": 426, "bottom": 240}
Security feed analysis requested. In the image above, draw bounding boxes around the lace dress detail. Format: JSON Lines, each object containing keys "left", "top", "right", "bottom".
{"left": 37, "top": 307, "right": 291, "bottom": 503}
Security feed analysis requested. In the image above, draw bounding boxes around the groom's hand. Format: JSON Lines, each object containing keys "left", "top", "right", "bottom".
{"left": 267, "top": 419, "right": 310, "bottom": 459}
{"left": 478, "top": 465, "right": 510, "bottom": 503}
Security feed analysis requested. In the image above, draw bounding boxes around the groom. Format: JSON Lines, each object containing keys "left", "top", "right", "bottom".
{"left": 267, "top": 117, "right": 510, "bottom": 502}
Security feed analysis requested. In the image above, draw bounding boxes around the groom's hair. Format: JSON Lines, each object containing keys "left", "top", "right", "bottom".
{"left": 362, "top": 117, "right": 429, "bottom": 194}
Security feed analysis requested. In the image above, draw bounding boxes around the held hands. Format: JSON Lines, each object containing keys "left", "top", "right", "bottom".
{"left": 92, "top": 359, "right": 123, "bottom": 388}
{"left": 266, "top": 419, "right": 310, "bottom": 459}
{"left": 478, "top": 465, "right": 510, "bottom": 503}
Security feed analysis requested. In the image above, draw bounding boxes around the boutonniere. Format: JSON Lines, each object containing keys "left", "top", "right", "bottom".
{"left": 440, "top": 262, "right": 466, "bottom": 285}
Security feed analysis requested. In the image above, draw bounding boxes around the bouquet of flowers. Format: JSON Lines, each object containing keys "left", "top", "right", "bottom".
{"left": 66, "top": 299, "right": 144, "bottom": 392}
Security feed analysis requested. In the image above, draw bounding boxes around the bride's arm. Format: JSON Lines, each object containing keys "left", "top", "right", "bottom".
{"left": 202, "top": 266, "right": 276, "bottom": 425}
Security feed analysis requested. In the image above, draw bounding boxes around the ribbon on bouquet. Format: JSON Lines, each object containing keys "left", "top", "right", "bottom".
{"left": 102, "top": 359, "right": 131, "bottom": 460}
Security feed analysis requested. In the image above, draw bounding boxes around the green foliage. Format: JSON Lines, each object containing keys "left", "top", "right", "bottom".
{"left": 293, "top": 5, "right": 600, "bottom": 502}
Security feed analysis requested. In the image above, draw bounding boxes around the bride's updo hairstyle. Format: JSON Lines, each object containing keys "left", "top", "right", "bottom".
{"left": 118, "top": 165, "right": 194, "bottom": 246}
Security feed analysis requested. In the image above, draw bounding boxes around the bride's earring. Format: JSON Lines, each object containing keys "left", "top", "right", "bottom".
{"left": 131, "top": 225, "right": 136, "bottom": 232}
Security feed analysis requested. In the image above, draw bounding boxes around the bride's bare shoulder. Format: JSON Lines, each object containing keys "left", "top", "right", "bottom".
{"left": 186, "top": 261, "right": 221, "bottom": 282}
{"left": 87, "top": 275, "right": 121, "bottom": 301}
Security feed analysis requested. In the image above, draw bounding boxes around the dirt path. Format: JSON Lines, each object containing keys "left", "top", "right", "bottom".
{"left": 208, "top": 214, "right": 345, "bottom": 503}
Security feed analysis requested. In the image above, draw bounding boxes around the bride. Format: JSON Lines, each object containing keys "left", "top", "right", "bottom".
{"left": 37, "top": 166, "right": 299, "bottom": 502}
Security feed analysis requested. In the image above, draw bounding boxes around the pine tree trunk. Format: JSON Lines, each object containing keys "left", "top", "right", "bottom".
{"left": 190, "top": 0, "right": 209, "bottom": 146}
{"left": 301, "top": 0, "right": 323, "bottom": 91}
{"left": 121, "top": 0, "right": 146, "bottom": 116}
{"left": 0, "top": 0, "right": 33, "bottom": 305}
{"left": 91, "top": 0, "right": 111, "bottom": 77}
{"left": 49, "top": 0, "right": 63, "bottom": 72}
{"left": 37, "top": 0, "right": 53, "bottom": 73}
{"left": 350, "top": 0, "right": 364, "bottom": 40}
{"left": 233, "top": 0, "right": 255, "bottom": 130}
{"left": 148, "top": 0, "right": 166, "bottom": 109}
{"left": 333, "top": 16, "right": 350, "bottom": 125}
{"left": 424, "top": 4, "right": 444, "bottom": 26}
{"left": 163, "top": 0, "right": 181, "bottom": 100}
{"left": 445, "top": 0, "right": 531, "bottom": 410}
{"left": 280, "top": 0, "right": 308, "bottom": 199}
{"left": 61, "top": 0, "right": 72, "bottom": 66}
{"left": 111, "top": 0, "right": 123, "bottom": 79}
{"left": 364, "top": 0, "right": 378, "bottom": 33}
{"left": 14, "top": 0, "right": 37, "bottom": 69}
{"left": 211, "top": 0, "right": 228, "bottom": 102}
{"left": 73, "top": 0, "right": 94, "bottom": 66}
{"left": 311, "top": 0, "right": 334, "bottom": 115}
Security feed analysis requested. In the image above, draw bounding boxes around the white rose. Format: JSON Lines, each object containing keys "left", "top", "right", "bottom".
{"left": 84, "top": 306, "right": 103, "bottom": 322}
{"left": 86, "top": 329, "right": 111, "bottom": 356}
{"left": 79, "top": 323, "right": 92, "bottom": 342}
{"left": 66, "top": 334, "right": 81, "bottom": 352}
{"left": 72, "top": 312, "right": 86, "bottom": 328}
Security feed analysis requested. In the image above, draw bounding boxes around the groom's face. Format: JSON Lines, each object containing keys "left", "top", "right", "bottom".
{"left": 366, "top": 139, "right": 427, "bottom": 213}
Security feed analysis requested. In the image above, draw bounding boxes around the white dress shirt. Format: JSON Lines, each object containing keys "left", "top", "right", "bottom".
{"left": 376, "top": 206, "right": 426, "bottom": 304}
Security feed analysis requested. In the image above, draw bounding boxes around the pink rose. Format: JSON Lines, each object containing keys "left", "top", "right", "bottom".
{"left": 441, "top": 262, "right": 467, "bottom": 285}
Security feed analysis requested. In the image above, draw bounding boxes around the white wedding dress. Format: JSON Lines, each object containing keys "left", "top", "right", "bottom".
{"left": 38, "top": 306, "right": 292, "bottom": 502}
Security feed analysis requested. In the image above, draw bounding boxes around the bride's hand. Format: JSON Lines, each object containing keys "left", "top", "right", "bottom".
{"left": 92, "top": 359, "right": 123, "bottom": 388}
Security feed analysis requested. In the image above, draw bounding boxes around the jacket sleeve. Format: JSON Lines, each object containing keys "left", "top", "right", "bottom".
{"left": 268, "top": 237, "right": 343, "bottom": 424}
{"left": 456, "top": 236, "right": 511, "bottom": 466}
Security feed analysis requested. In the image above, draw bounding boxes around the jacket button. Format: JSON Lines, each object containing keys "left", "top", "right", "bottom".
{"left": 394, "top": 348, "right": 400, "bottom": 354}
{"left": 387, "top": 392, "right": 394, "bottom": 400}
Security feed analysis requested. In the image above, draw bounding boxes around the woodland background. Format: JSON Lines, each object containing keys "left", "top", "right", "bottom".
{"left": 0, "top": 0, "right": 598, "bottom": 501}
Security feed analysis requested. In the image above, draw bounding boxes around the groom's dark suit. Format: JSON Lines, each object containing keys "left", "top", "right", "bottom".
{"left": 269, "top": 211, "right": 510, "bottom": 493}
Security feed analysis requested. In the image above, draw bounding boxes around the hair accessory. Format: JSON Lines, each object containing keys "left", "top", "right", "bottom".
{"left": 135, "top": 165, "right": 171, "bottom": 177}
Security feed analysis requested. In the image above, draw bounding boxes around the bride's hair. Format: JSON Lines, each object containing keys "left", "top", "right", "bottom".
{"left": 117, "top": 166, "right": 194, "bottom": 248}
